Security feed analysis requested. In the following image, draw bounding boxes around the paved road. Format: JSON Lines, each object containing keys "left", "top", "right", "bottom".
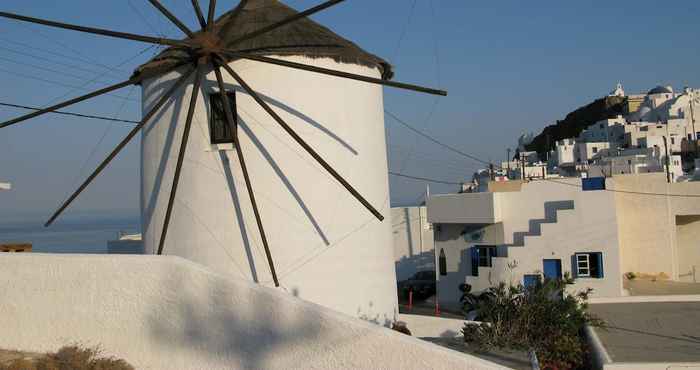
{"left": 398, "top": 294, "right": 463, "bottom": 319}
{"left": 589, "top": 302, "right": 700, "bottom": 363}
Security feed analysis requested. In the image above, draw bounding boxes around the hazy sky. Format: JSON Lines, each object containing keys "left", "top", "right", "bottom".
{"left": 1, "top": 0, "right": 699, "bottom": 224}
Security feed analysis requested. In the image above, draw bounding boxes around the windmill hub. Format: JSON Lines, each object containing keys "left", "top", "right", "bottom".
{"left": 189, "top": 32, "right": 223, "bottom": 56}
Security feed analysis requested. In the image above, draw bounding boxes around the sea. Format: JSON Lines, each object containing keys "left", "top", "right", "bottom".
{"left": 0, "top": 216, "right": 140, "bottom": 254}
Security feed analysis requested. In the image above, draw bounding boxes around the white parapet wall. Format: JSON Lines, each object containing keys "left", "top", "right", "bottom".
{"left": 0, "top": 254, "right": 504, "bottom": 370}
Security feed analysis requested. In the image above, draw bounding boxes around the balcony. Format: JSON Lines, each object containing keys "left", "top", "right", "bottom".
{"left": 427, "top": 192, "right": 502, "bottom": 224}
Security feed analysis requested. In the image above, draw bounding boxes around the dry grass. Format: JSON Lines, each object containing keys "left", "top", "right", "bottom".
{"left": 0, "top": 345, "right": 133, "bottom": 370}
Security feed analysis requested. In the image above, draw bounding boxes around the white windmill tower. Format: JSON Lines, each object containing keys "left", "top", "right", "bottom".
{"left": 0, "top": 0, "right": 445, "bottom": 321}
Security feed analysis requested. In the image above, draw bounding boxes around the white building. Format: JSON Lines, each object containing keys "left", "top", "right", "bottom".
{"left": 609, "top": 82, "right": 625, "bottom": 97}
{"left": 392, "top": 207, "right": 435, "bottom": 281}
{"left": 578, "top": 116, "right": 626, "bottom": 145}
{"left": 136, "top": 1, "right": 397, "bottom": 321}
{"left": 551, "top": 84, "right": 700, "bottom": 180}
{"left": 427, "top": 173, "right": 700, "bottom": 310}
{"left": 0, "top": 181, "right": 10, "bottom": 190}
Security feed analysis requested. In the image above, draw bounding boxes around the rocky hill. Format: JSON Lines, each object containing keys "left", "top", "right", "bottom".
{"left": 525, "top": 96, "right": 626, "bottom": 158}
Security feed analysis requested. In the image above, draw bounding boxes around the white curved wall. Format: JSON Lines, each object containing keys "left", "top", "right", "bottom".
{"left": 140, "top": 56, "right": 397, "bottom": 322}
{"left": 0, "top": 254, "right": 505, "bottom": 370}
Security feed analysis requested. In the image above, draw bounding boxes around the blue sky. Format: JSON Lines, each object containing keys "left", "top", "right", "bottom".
{"left": 0, "top": 0, "right": 699, "bottom": 223}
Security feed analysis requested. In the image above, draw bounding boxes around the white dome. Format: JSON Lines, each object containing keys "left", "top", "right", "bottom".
{"left": 648, "top": 85, "right": 673, "bottom": 95}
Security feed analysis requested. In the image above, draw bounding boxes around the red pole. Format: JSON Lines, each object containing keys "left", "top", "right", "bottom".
{"left": 408, "top": 290, "right": 413, "bottom": 311}
{"left": 435, "top": 301, "right": 440, "bottom": 316}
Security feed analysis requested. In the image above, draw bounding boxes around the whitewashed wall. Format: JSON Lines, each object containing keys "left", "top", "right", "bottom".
{"left": 392, "top": 206, "right": 435, "bottom": 281}
{"left": 497, "top": 179, "right": 623, "bottom": 298}
{"left": 140, "top": 56, "right": 397, "bottom": 322}
{"left": 0, "top": 254, "right": 505, "bottom": 370}
{"left": 613, "top": 173, "right": 700, "bottom": 280}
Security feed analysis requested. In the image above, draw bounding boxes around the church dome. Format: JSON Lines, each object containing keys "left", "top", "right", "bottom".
{"left": 648, "top": 85, "right": 673, "bottom": 95}
{"left": 134, "top": 0, "right": 393, "bottom": 80}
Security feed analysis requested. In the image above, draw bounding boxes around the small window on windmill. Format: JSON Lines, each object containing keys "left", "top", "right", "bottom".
{"left": 209, "top": 92, "right": 237, "bottom": 144}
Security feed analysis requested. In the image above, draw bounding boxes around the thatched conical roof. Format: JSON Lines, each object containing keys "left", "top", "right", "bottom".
{"left": 134, "top": 0, "right": 393, "bottom": 80}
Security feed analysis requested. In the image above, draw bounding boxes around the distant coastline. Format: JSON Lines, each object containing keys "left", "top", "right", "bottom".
{"left": 0, "top": 215, "right": 140, "bottom": 254}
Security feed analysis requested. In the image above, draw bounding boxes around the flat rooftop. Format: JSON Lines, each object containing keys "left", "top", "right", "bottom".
{"left": 589, "top": 302, "right": 700, "bottom": 363}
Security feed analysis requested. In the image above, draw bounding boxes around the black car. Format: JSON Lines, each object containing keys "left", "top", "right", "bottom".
{"left": 397, "top": 270, "right": 436, "bottom": 299}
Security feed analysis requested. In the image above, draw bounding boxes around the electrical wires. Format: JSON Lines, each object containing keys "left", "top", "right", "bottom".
{"left": 0, "top": 102, "right": 139, "bottom": 124}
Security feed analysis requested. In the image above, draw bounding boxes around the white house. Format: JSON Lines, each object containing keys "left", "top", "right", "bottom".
{"left": 392, "top": 206, "right": 435, "bottom": 281}
{"left": 427, "top": 173, "right": 700, "bottom": 310}
{"left": 136, "top": 0, "right": 397, "bottom": 322}
{"left": 0, "top": 181, "right": 10, "bottom": 190}
{"left": 578, "top": 116, "right": 626, "bottom": 145}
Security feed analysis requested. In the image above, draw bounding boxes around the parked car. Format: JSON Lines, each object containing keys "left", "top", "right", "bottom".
{"left": 397, "top": 270, "right": 436, "bottom": 299}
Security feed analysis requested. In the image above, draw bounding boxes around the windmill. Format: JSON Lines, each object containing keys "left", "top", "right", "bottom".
{"left": 0, "top": 0, "right": 445, "bottom": 318}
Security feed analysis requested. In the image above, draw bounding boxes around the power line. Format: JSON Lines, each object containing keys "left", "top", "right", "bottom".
{"left": 127, "top": 0, "right": 170, "bottom": 39}
{"left": 0, "top": 44, "right": 123, "bottom": 80}
{"left": 2, "top": 21, "right": 132, "bottom": 76}
{"left": 0, "top": 55, "right": 116, "bottom": 86}
{"left": 0, "top": 36, "right": 128, "bottom": 76}
{"left": 0, "top": 66, "right": 136, "bottom": 102}
{"left": 389, "top": 144, "right": 474, "bottom": 173}
{"left": 389, "top": 171, "right": 463, "bottom": 185}
{"left": 0, "top": 102, "right": 139, "bottom": 124}
{"left": 46, "top": 44, "right": 158, "bottom": 105}
{"left": 385, "top": 109, "right": 492, "bottom": 166}
{"left": 544, "top": 177, "right": 700, "bottom": 198}
{"left": 391, "top": 0, "right": 418, "bottom": 62}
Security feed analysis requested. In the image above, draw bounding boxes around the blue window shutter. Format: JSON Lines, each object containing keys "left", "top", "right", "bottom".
{"left": 571, "top": 255, "right": 578, "bottom": 278}
{"left": 471, "top": 247, "right": 479, "bottom": 277}
{"left": 596, "top": 252, "right": 604, "bottom": 278}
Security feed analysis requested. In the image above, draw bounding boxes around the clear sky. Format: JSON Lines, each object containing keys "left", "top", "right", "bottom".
{"left": 0, "top": 0, "right": 699, "bottom": 224}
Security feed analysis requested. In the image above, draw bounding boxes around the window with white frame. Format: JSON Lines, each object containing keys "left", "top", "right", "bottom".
{"left": 576, "top": 254, "right": 590, "bottom": 276}
{"left": 574, "top": 252, "right": 603, "bottom": 278}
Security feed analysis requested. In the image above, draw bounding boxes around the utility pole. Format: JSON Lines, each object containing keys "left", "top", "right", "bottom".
{"left": 690, "top": 89, "right": 698, "bottom": 157}
{"left": 507, "top": 148, "right": 511, "bottom": 179}
{"left": 663, "top": 136, "right": 671, "bottom": 183}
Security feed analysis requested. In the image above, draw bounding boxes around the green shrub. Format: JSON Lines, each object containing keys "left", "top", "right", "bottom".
{"left": 1, "top": 345, "right": 133, "bottom": 370}
{"left": 462, "top": 276, "right": 602, "bottom": 369}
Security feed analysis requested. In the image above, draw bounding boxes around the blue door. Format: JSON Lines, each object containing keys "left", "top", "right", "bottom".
{"left": 543, "top": 259, "right": 562, "bottom": 280}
